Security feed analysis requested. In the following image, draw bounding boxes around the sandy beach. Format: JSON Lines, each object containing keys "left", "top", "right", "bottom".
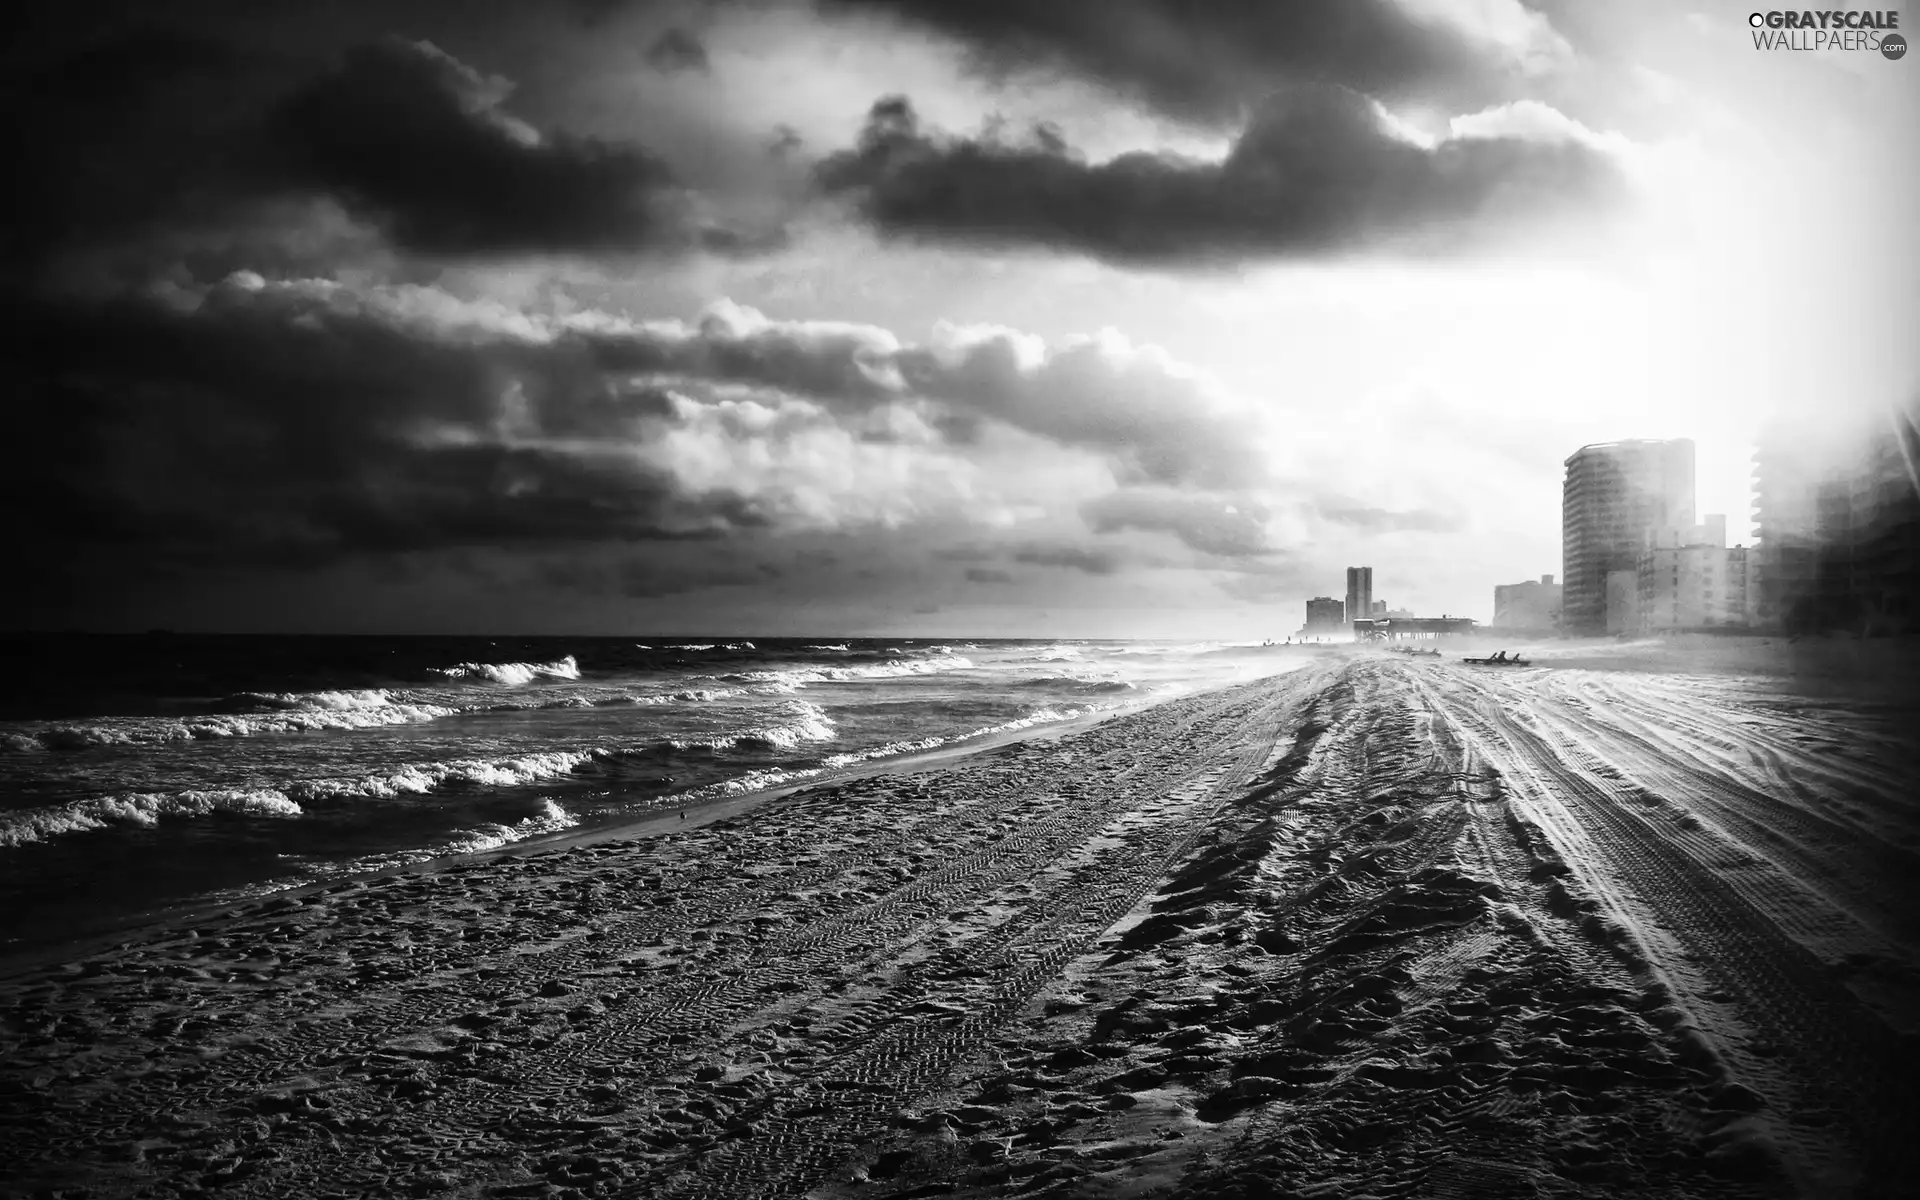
{"left": 5, "top": 654, "right": 1918, "bottom": 1199}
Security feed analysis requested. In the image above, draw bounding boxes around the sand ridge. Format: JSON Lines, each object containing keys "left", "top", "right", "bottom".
{"left": 3, "top": 657, "right": 1916, "bottom": 1198}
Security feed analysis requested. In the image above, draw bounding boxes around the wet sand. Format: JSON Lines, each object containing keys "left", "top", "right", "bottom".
{"left": 4, "top": 656, "right": 1918, "bottom": 1199}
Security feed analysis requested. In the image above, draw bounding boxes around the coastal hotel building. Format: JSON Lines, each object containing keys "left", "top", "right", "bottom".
{"left": 1554, "top": 406, "right": 1919, "bottom": 638}
{"left": 1751, "top": 407, "right": 1920, "bottom": 635}
{"left": 1561, "top": 439, "right": 1699, "bottom": 636}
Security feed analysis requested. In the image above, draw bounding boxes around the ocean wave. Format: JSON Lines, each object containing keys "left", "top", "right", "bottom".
{"left": 468, "top": 689, "right": 667, "bottom": 714}
{"left": 804, "top": 643, "right": 851, "bottom": 653}
{"left": 624, "top": 683, "right": 796, "bottom": 706}
{"left": 228, "top": 702, "right": 833, "bottom": 804}
{"left": 963, "top": 703, "right": 1116, "bottom": 741}
{"left": 0, "top": 682, "right": 690, "bottom": 753}
{"left": 658, "top": 688, "right": 736, "bottom": 704}
{"left": 1016, "top": 675, "right": 1138, "bottom": 694}
{"left": 428, "top": 655, "right": 580, "bottom": 685}
{"left": 817, "top": 703, "right": 1118, "bottom": 769}
{"left": 441, "top": 798, "right": 579, "bottom": 855}
{"left": 715, "top": 656, "right": 976, "bottom": 688}
{"left": 819, "top": 736, "right": 947, "bottom": 769}
{"left": 285, "top": 749, "right": 603, "bottom": 801}
{"left": 0, "top": 789, "right": 303, "bottom": 848}
{"left": 1018, "top": 646, "right": 1085, "bottom": 663}
{"left": 671, "top": 765, "right": 825, "bottom": 802}
{"left": 1105, "top": 641, "right": 1224, "bottom": 658}
{"left": 230, "top": 688, "right": 401, "bottom": 712}
{"left": 666, "top": 701, "right": 836, "bottom": 752}
{"left": 4, "top": 694, "right": 458, "bottom": 751}
{"left": 290, "top": 798, "right": 581, "bottom": 879}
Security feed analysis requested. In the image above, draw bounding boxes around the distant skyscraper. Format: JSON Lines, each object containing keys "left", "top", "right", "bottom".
{"left": 1303, "top": 596, "right": 1345, "bottom": 635}
{"left": 1562, "top": 440, "right": 1695, "bottom": 635}
{"left": 1344, "top": 567, "right": 1373, "bottom": 628}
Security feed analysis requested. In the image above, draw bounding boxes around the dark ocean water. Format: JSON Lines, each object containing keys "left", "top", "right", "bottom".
{"left": 0, "top": 634, "right": 1317, "bottom": 955}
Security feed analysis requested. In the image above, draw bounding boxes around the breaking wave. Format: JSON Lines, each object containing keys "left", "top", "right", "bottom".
{"left": 284, "top": 750, "right": 605, "bottom": 801}
{"left": 440, "top": 798, "right": 579, "bottom": 855}
{"left": 672, "top": 765, "right": 826, "bottom": 802}
{"left": 428, "top": 655, "right": 580, "bottom": 685}
{"left": 1018, "top": 645, "right": 1085, "bottom": 663}
{"left": 4, "top": 692, "right": 458, "bottom": 751}
{"left": 0, "top": 790, "right": 303, "bottom": 848}
{"left": 666, "top": 702, "right": 836, "bottom": 752}
{"left": 2, "top": 698, "right": 842, "bottom": 841}
{"left": 818, "top": 703, "right": 1116, "bottom": 769}
{"left": 715, "top": 656, "right": 976, "bottom": 688}
{"left": 287, "top": 798, "right": 582, "bottom": 880}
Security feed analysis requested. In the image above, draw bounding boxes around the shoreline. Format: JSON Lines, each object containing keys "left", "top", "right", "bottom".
{"left": 0, "top": 681, "right": 1177, "bottom": 984}
{"left": 4, "top": 657, "right": 1914, "bottom": 1198}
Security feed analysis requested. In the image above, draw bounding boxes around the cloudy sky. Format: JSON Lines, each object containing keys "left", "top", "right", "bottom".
{"left": 8, "top": 0, "right": 1915, "bottom": 637}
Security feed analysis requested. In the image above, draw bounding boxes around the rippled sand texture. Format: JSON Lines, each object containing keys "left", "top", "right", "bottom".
{"left": 4, "top": 657, "right": 1917, "bottom": 1199}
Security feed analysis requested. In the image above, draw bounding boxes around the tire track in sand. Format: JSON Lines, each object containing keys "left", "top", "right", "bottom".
{"left": 636, "top": 691, "right": 1298, "bottom": 1199}
{"left": 185, "top": 675, "right": 1313, "bottom": 1200}
{"left": 1420, "top": 665, "right": 1920, "bottom": 1195}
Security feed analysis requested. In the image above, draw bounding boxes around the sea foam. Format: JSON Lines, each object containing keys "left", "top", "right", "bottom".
{"left": 0, "top": 789, "right": 303, "bottom": 848}
{"left": 428, "top": 655, "right": 580, "bottom": 685}
{"left": 715, "top": 656, "right": 976, "bottom": 689}
{"left": 441, "top": 797, "right": 579, "bottom": 854}
{"left": 667, "top": 701, "right": 836, "bottom": 752}
{"left": 817, "top": 703, "right": 1119, "bottom": 769}
{"left": 5, "top": 692, "right": 457, "bottom": 751}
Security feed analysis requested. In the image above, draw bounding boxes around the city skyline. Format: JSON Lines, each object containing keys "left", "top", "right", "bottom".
{"left": 7, "top": 1, "right": 1914, "bottom": 637}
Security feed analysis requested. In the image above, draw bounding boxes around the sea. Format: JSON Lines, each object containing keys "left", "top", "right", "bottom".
{"left": 0, "top": 634, "right": 1320, "bottom": 958}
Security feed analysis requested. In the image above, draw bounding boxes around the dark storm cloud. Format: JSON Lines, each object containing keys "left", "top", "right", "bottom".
{"left": 964, "top": 567, "right": 1015, "bottom": 585}
{"left": 271, "top": 37, "right": 691, "bottom": 256}
{"left": 646, "top": 27, "right": 712, "bottom": 74}
{"left": 8, "top": 26, "right": 760, "bottom": 282}
{"left": 818, "top": 0, "right": 1540, "bottom": 123}
{"left": 4, "top": 24, "right": 282, "bottom": 281}
{"left": 536, "top": 555, "right": 784, "bottom": 599}
{"left": 5, "top": 258, "right": 1306, "bottom": 621}
{"left": 2, "top": 280, "right": 775, "bottom": 583}
{"left": 1082, "top": 491, "right": 1276, "bottom": 557}
{"left": 818, "top": 89, "right": 1626, "bottom": 264}
{"left": 570, "top": 0, "right": 631, "bottom": 27}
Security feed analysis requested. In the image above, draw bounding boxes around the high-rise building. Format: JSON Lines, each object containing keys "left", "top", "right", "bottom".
{"left": 1562, "top": 440, "right": 1696, "bottom": 635}
{"left": 1493, "top": 574, "right": 1562, "bottom": 631}
{"left": 1752, "top": 408, "right": 1920, "bottom": 633}
{"left": 1303, "top": 596, "right": 1345, "bottom": 635}
{"left": 1632, "top": 518, "right": 1750, "bottom": 631}
{"left": 1344, "top": 567, "right": 1373, "bottom": 629}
